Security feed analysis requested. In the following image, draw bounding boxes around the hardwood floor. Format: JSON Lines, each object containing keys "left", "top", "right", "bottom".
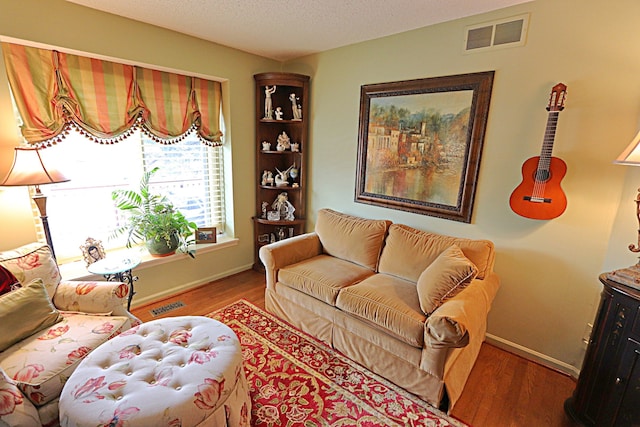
{"left": 131, "top": 269, "right": 579, "bottom": 426}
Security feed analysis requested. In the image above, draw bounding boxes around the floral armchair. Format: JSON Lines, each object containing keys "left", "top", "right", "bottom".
{"left": 0, "top": 242, "right": 140, "bottom": 427}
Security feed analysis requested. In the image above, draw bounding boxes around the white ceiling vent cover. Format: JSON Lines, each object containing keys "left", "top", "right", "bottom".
{"left": 464, "top": 13, "right": 529, "bottom": 52}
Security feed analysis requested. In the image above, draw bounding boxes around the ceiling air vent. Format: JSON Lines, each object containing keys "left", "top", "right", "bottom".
{"left": 464, "top": 13, "right": 529, "bottom": 52}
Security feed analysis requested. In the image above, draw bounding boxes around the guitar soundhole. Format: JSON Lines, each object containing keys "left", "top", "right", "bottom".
{"left": 535, "top": 169, "right": 550, "bottom": 182}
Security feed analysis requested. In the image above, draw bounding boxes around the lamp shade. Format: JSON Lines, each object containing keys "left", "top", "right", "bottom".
{"left": 1, "top": 147, "right": 69, "bottom": 187}
{"left": 614, "top": 129, "right": 640, "bottom": 166}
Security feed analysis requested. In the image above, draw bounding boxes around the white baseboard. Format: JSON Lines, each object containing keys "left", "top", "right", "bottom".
{"left": 486, "top": 333, "right": 581, "bottom": 379}
{"left": 130, "top": 262, "right": 254, "bottom": 308}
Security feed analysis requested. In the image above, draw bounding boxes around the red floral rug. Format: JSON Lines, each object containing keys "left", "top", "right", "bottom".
{"left": 208, "top": 300, "right": 467, "bottom": 427}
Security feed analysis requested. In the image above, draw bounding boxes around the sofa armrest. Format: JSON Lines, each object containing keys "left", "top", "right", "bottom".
{"left": 0, "top": 367, "right": 41, "bottom": 425}
{"left": 424, "top": 272, "right": 500, "bottom": 349}
{"left": 259, "top": 232, "right": 323, "bottom": 289}
{"left": 52, "top": 280, "right": 140, "bottom": 325}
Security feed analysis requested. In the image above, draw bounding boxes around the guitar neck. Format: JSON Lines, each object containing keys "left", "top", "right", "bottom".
{"left": 538, "top": 111, "right": 560, "bottom": 169}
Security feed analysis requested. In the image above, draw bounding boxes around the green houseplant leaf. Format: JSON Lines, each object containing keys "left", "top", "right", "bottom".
{"left": 111, "top": 167, "right": 197, "bottom": 257}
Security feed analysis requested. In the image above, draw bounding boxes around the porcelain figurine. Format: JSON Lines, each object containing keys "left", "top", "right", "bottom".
{"left": 262, "top": 141, "right": 271, "bottom": 151}
{"left": 290, "top": 93, "right": 302, "bottom": 120}
{"left": 272, "top": 192, "right": 295, "bottom": 221}
{"left": 289, "top": 164, "right": 299, "bottom": 180}
{"left": 274, "top": 165, "right": 293, "bottom": 187}
{"left": 276, "top": 131, "right": 291, "bottom": 151}
{"left": 264, "top": 85, "right": 276, "bottom": 119}
{"left": 261, "top": 170, "right": 274, "bottom": 186}
{"left": 275, "top": 107, "right": 283, "bottom": 120}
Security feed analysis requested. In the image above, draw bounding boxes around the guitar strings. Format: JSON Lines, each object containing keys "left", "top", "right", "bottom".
{"left": 531, "top": 112, "right": 559, "bottom": 201}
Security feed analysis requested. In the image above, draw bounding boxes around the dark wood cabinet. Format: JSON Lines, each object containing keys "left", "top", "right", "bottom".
{"left": 252, "top": 72, "right": 309, "bottom": 270}
{"left": 565, "top": 275, "right": 640, "bottom": 426}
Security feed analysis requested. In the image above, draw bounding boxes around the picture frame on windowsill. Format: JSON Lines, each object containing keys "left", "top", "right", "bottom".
{"left": 196, "top": 227, "right": 217, "bottom": 244}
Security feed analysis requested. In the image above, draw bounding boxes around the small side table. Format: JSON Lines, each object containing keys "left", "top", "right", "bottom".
{"left": 87, "top": 256, "right": 140, "bottom": 310}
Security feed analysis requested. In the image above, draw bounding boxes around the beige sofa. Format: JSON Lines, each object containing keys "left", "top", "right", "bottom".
{"left": 260, "top": 209, "right": 500, "bottom": 410}
{"left": 0, "top": 243, "right": 140, "bottom": 427}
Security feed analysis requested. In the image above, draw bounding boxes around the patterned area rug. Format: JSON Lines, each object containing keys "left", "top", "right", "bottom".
{"left": 208, "top": 300, "right": 467, "bottom": 427}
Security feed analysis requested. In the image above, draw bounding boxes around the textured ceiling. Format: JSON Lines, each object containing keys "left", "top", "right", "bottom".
{"left": 66, "top": 0, "right": 531, "bottom": 61}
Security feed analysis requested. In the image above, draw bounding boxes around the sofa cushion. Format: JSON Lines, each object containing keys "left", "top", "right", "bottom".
{"left": 335, "top": 274, "right": 426, "bottom": 348}
{"left": 278, "top": 254, "right": 374, "bottom": 305}
{"left": 0, "top": 312, "right": 130, "bottom": 408}
{"left": 0, "top": 279, "right": 63, "bottom": 352}
{"left": 0, "top": 242, "right": 61, "bottom": 298}
{"left": 378, "top": 224, "right": 494, "bottom": 281}
{"left": 416, "top": 245, "right": 478, "bottom": 315}
{"left": 315, "top": 209, "right": 391, "bottom": 271}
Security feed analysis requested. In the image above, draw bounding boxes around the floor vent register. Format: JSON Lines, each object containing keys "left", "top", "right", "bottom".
{"left": 150, "top": 301, "right": 185, "bottom": 317}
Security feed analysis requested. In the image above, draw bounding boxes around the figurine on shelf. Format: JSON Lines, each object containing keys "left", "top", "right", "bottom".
{"left": 274, "top": 107, "right": 283, "bottom": 120}
{"left": 274, "top": 165, "right": 293, "bottom": 187}
{"left": 291, "top": 142, "right": 299, "bottom": 152}
{"left": 261, "top": 141, "right": 271, "bottom": 151}
{"left": 261, "top": 201, "right": 269, "bottom": 219}
{"left": 289, "top": 164, "right": 299, "bottom": 180}
{"left": 276, "top": 131, "right": 291, "bottom": 151}
{"left": 264, "top": 85, "right": 276, "bottom": 119}
{"left": 272, "top": 192, "right": 295, "bottom": 221}
{"left": 261, "top": 170, "right": 274, "bottom": 186}
{"left": 290, "top": 93, "right": 302, "bottom": 120}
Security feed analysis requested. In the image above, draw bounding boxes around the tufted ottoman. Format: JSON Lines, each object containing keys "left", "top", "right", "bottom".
{"left": 59, "top": 316, "right": 251, "bottom": 426}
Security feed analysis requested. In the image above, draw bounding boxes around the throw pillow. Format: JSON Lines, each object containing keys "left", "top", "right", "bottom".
{"left": 416, "top": 245, "right": 478, "bottom": 315}
{"left": 0, "top": 278, "right": 63, "bottom": 352}
{"left": 0, "top": 264, "right": 20, "bottom": 296}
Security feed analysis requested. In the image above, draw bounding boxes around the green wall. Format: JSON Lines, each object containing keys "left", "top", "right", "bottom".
{"left": 287, "top": 0, "right": 640, "bottom": 374}
{"left": 2, "top": 0, "right": 639, "bottom": 375}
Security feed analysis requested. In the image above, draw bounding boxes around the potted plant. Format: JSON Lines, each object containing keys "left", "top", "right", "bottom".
{"left": 111, "top": 167, "right": 197, "bottom": 257}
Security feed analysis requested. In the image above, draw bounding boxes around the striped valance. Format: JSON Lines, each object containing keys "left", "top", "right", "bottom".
{"left": 1, "top": 42, "right": 223, "bottom": 147}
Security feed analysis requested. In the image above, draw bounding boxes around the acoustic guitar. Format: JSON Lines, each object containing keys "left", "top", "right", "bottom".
{"left": 510, "top": 83, "right": 568, "bottom": 220}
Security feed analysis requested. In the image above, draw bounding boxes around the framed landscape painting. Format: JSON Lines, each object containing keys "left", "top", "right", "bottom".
{"left": 355, "top": 71, "right": 494, "bottom": 223}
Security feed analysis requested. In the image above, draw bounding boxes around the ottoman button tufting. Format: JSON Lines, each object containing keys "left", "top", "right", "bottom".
{"left": 59, "top": 316, "right": 251, "bottom": 427}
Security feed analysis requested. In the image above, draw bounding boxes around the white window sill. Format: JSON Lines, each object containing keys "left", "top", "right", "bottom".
{"left": 59, "top": 236, "right": 239, "bottom": 281}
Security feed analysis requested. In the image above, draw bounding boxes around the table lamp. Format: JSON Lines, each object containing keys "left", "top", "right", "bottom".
{"left": 607, "top": 129, "right": 640, "bottom": 288}
{"left": 1, "top": 147, "right": 69, "bottom": 259}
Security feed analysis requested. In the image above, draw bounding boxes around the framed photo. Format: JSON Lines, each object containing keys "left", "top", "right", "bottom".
{"left": 80, "top": 237, "right": 106, "bottom": 266}
{"left": 196, "top": 227, "right": 217, "bottom": 243}
{"left": 355, "top": 71, "right": 494, "bottom": 223}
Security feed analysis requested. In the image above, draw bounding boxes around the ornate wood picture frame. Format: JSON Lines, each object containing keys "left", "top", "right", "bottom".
{"left": 355, "top": 71, "right": 494, "bottom": 223}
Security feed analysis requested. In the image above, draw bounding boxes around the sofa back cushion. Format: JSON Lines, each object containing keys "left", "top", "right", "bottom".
{"left": 378, "top": 224, "right": 495, "bottom": 281}
{"left": 315, "top": 209, "right": 391, "bottom": 271}
{"left": 0, "top": 242, "right": 61, "bottom": 298}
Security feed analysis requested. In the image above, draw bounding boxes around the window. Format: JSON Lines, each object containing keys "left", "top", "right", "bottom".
{"left": 37, "top": 128, "right": 225, "bottom": 262}
{"left": 1, "top": 42, "right": 228, "bottom": 263}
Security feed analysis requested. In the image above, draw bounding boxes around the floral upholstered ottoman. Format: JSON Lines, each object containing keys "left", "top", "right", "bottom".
{"left": 59, "top": 316, "right": 251, "bottom": 426}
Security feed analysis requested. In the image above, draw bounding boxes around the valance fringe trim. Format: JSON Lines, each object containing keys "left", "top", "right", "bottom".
{"left": 29, "top": 117, "right": 223, "bottom": 149}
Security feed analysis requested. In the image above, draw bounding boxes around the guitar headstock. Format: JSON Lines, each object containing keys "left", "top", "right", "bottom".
{"left": 546, "top": 83, "right": 567, "bottom": 112}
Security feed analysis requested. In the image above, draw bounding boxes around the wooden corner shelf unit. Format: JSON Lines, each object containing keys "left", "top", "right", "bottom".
{"left": 253, "top": 72, "right": 310, "bottom": 270}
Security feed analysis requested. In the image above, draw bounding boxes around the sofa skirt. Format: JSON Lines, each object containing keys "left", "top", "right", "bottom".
{"left": 266, "top": 286, "right": 450, "bottom": 408}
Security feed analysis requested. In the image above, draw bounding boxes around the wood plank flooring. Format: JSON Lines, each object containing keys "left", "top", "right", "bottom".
{"left": 131, "top": 269, "right": 579, "bottom": 427}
